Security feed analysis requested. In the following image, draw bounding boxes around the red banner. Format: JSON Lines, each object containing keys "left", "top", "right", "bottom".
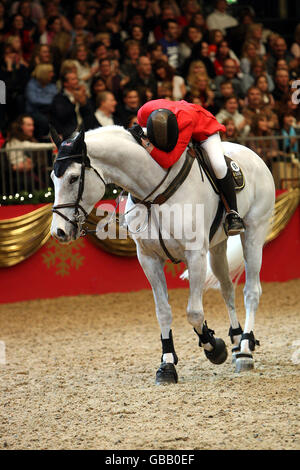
{"left": 0, "top": 202, "right": 299, "bottom": 303}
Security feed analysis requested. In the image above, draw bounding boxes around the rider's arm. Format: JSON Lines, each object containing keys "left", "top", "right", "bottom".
{"left": 143, "top": 111, "right": 193, "bottom": 169}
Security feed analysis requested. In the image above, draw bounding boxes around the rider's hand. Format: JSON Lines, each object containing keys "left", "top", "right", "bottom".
{"left": 128, "top": 123, "right": 146, "bottom": 145}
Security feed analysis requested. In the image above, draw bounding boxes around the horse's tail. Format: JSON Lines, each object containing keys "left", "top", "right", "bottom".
{"left": 180, "top": 237, "right": 245, "bottom": 290}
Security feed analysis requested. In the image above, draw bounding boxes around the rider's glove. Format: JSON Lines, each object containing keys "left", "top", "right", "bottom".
{"left": 128, "top": 123, "right": 146, "bottom": 145}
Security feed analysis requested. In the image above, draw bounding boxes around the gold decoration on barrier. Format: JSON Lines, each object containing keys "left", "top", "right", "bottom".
{"left": 85, "top": 207, "right": 137, "bottom": 257}
{"left": 0, "top": 204, "right": 52, "bottom": 267}
{"left": 0, "top": 188, "right": 299, "bottom": 268}
{"left": 265, "top": 187, "right": 300, "bottom": 243}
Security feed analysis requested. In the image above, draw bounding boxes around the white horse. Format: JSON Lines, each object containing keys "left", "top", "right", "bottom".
{"left": 50, "top": 125, "right": 275, "bottom": 383}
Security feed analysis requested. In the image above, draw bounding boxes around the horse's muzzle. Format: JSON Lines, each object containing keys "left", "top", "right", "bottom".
{"left": 52, "top": 226, "right": 79, "bottom": 243}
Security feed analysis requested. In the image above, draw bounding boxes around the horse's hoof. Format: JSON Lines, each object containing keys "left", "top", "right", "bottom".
{"left": 235, "top": 353, "right": 254, "bottom": 373}
{"left": 155, "top": 362, "right": 178, "bottom": 385}
{"left": 204, "top": 338, "right": 228, "bottom": 365}
{"left": 231, "top": 347, "right": 240, "bottom": 364}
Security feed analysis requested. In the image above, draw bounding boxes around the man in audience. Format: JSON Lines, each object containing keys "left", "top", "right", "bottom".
{"left": 115, "top": 88, "right": 141, "bottom": 127}
{"left": 128, "top": 56, "right": 158, "bottom": 103}
{"left": 214, "top": 58, "right": 243, "bottom": 100}
{"left": 272, "top": 69, "right": 290, "bottom": 103}
{"left": 49, "top": 71, "right": 98, "bottom": 138}
{"left": 94, "top": 91, "right": 118, "bottom": 127}
{"left": 242, "top": 86, "right": 279, "bottom": 131}
{"left": 206, "top": 0, "right": 238, "bottom": 34}
{"left": 158, "top": 19, "right": 181, "bottom": 70}
{"left": 266, "top": 37, "right": 294, "bottom": 76}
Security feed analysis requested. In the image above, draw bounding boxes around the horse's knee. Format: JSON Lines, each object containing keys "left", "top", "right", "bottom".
{"left": 186, "top": 308, "right": 204, "bottom": 329}
{"left": 243, "top": 284, "right": 261, "bottom": 310}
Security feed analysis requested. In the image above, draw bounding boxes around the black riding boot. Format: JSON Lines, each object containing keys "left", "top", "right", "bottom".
{"left": 217, "top": 168, "right": 245, "bottom": 236}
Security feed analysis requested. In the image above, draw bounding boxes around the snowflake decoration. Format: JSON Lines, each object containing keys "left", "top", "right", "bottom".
{"left": 42, "top": 238, "right": 85, "bottom": 277}
{"left": 164, "top": 261, "right": 186, "bottom": 277}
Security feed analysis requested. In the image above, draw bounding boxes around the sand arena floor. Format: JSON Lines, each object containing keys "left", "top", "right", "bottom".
{"left": 0, "top": 280, "right": 299, "bottom": 450}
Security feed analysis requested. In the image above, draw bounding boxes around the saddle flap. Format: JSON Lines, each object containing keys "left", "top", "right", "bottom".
{"left": 194, "top": 144, "right": 245, "bottom": 193}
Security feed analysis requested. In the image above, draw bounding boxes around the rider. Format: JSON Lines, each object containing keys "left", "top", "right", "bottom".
{"left": 129, "top": 98, "right": 244, "bottom": 236}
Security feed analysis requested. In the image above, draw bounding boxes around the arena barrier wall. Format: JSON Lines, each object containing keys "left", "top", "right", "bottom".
{"left": 0, "top": 192, "right": 299, "bottom": 303}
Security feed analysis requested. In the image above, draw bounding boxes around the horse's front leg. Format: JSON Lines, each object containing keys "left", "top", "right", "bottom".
{"left": 209, "top": 239, "right": 243, "bottom": 363}
{"left": 136, "top": 245, "right": 178, "bottom": 384}
{"left": 185, "top": 249, "right": 228, "bottom": 365}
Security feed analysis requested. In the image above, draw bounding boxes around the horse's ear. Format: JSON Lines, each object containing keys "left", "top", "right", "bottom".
{"left": 49, "top": 125, "right": 62, "bottom": 149}
{"left": 76, "top": 124, "right": 85, "bottom": 144}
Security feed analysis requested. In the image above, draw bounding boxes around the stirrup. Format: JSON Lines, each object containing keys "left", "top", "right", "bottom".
{"left": 224, "top": 210, "right": 245, "bottom": 236}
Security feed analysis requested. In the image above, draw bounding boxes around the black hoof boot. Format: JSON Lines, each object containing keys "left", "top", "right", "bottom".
{"left": 155, "top": 362, "right": 178, "bottom": 385}
{"left": 194, "top": 321, "right": 228, "bottom": 365}
{"left": 204, "top": 338, "right": 228, "bottom": 364}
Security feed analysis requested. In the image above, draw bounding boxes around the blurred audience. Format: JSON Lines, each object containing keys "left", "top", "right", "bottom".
{"left": 0, "top": 0, "right": 298, "bottom": 184}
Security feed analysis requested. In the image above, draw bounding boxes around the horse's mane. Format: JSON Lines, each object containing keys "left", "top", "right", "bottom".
{"left": 85, "top": 125, "right": 131, "bottom": 141}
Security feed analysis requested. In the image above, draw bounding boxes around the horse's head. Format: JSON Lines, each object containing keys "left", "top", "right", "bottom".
{"left": 50, "top": 126, "right": 106, "bottom": 243}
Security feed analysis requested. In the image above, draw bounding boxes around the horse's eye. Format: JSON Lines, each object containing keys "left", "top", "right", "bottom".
{"left": 69, "top": 175, "right": 79, "bottom": 185}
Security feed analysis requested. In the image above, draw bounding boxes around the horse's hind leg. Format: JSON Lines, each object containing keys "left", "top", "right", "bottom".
{"left": 236, "top": 225, "right": 266, "bottom": 372}
{"left": 136, "top": 246, "right": 178, "bottom": 384}
{"left": 209, "top": 240, "right": 243, "bottom": 363}
{"left": 185, "top": 249, "right": 228, "bottom": 365}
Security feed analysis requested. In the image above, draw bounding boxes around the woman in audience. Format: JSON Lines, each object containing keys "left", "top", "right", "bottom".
{"left": 216, "top": 95, "right": 249, "bottom": 136}
{"left": 72, "top": 44, "right": 98, "bottom": 95}
{"left": 241, "top": 57, "right": 274, "bottom": 96}
{"left": 153, "top": 60, "right": 186, "bottom": 101}
{"left": 279, "top": 111, "right": 299, "bottom": 154}
{"left": 254, "top": 74, "right": 275, "bottom": 108}
{"left": 248, "top": 113, "right": 279, "bottom": 164}
{"left": 220, "top": 117, "right": 239, "bottom": 142}
{"left": 186, "top": 60, "right": 209, "bottom": 89}
{"left": 245, "top": 23, "right": 266, "bottom": 57}
{"left": 186, "top": 73, "right": 215, "bottom": 113}
{"left": 5, "top": 114, "right": 52, "bottom": 183}
{"left": 240, "top": 40, "right": 258, "bottom": 74}
{"left": 25, "top": 63, "right": 57, "bottom": 138}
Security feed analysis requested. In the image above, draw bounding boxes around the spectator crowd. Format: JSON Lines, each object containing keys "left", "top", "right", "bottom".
{"left": 0, "top": 0, "right": 300, "bottom": 174}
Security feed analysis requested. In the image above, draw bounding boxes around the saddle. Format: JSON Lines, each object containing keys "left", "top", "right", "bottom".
{"left": 130, "top": 143, "right": 246, "bottom": 264}
{"left": 191, "top": 143, "right": 245, "bottom": 243}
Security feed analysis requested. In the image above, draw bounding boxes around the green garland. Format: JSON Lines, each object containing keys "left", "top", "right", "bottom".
{"left": 0, "top": 184, "right": 123, "bottom": 206}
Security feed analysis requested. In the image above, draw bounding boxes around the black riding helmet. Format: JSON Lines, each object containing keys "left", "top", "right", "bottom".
{"left": 147, "top": 108, "right": 179, "bottom": 152}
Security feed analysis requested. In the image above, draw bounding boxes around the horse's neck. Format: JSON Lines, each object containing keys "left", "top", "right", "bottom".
{"left": 86, "top": 129, "right": 171, "bottom": 199}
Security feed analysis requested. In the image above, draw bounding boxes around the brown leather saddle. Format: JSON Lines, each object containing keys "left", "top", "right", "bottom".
{"left": 192, "top": 143, "right": 245, "bottom": 244}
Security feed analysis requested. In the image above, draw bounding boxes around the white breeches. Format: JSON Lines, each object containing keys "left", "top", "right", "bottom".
{"left": 200, "top": 132, "right": 227, "bottom": 179}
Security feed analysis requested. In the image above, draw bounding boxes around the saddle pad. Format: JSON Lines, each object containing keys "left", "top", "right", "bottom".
{"left": 194, "top": 144, "right": 245, "bottom": 194}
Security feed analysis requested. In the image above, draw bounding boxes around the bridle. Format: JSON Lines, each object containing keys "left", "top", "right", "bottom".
{"left": 52, "top": 143, "right": 106, "bottom": 235}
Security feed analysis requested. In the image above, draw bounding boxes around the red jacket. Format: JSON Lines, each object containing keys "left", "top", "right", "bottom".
{"left": 137, "top": 99, "right": 226, "bottom": 168}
